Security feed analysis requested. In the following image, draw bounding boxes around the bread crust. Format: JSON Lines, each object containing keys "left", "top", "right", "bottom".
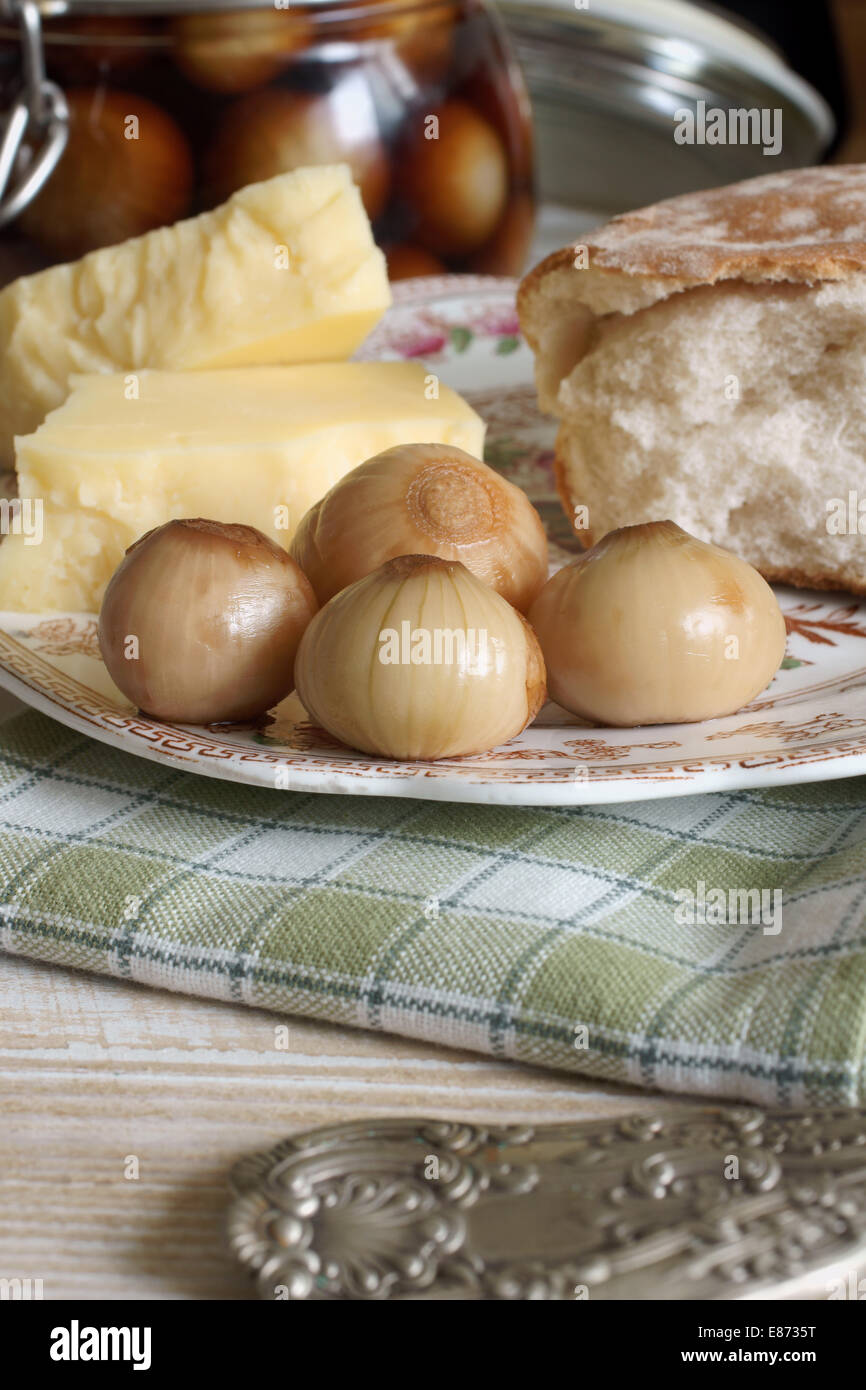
{"left": 553, "top": 447, "right": 595, "bottom": 550}
{"left": 553, "top": 440, "right": 866, "bottom": 597}
{"left": 518, "top": 166, "right": 866, "bottom": 331}
{"left": 757, "top": 563, "right": 866, "bottom": 596}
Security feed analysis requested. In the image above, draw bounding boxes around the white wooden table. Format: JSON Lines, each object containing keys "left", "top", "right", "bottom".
{"left": 0, "top": 949, "right": 694, "bottom": 1300}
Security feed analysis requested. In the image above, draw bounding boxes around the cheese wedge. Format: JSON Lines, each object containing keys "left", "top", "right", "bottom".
{"left": 0, "top": 362, "right": 485, "bottom": 613}
{"left": 0, "top": 164, "right": 391, "bottom": 464}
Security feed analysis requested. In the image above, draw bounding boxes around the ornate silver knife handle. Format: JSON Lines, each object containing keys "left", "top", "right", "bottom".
{"left": 227, "top": 1106, "right": 866, "bottom": 1301}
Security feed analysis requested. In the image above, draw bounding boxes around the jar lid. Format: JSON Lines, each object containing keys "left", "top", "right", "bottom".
{"left": 500, "top": 0, "right": 834, "bottom": 214}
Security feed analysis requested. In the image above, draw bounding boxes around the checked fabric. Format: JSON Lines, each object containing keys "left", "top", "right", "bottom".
{"left": 1, "top": 711, "right": 865, "bottom": 1106}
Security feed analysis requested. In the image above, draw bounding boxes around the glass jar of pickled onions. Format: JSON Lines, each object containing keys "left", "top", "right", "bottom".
{"left": 0, "top": 0, "right": 534, "bottom": 285}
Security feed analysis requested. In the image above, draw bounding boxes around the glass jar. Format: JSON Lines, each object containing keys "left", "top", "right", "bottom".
{"left": 0, "top": 0, "right": 534, "bottom": 286}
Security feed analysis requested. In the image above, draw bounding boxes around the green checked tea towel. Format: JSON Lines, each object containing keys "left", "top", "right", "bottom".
{"left": 2, "top": 709, "right": 866, "bottom": 1108}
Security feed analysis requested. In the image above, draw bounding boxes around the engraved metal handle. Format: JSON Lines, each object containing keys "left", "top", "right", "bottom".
{"left": 228, "top": 1107, "right": 866, "bottom": 1300}
{"left": 0, "top": 0, "right": 68, "bottom": 227}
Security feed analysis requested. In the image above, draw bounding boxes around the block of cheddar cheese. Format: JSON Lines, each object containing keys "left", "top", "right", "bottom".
{"left": 0, "top": 164, "right": 391, "bottom": 464}
{"left": 0, "top": 362, "right": 485, "bottom": 613}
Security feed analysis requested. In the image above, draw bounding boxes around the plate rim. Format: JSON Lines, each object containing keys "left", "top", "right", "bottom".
{"left": 2, "top": 629, "right": 866, "bottom": 806}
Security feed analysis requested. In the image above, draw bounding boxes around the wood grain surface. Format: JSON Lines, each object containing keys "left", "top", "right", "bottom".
{"left": 0, "top": 948, "right": 699, "bottom": 1301}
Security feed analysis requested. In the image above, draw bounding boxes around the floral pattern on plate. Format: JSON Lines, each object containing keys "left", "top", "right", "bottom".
{"left": 2, "top": 276, "right": 866, "bottom": 805}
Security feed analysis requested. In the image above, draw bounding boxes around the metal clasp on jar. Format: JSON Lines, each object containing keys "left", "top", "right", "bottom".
{"left": 0, "top": 0, "right": 68, "bottom": 226}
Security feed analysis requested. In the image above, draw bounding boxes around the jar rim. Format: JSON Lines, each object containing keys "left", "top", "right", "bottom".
{"left": 14, "top": 0, "right": 442, "bottom": 13}
{"left": 0, "top": 0, "right": 461, "bottom": 44}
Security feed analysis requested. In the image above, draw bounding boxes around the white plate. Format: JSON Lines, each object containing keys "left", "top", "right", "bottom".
{"left": 2, "top": 275, "right": 866, "bottom": 806}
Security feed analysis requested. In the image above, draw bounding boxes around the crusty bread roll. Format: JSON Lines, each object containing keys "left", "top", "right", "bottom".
{"left": 518, "top": 165, "right": 866, "bottom": 593}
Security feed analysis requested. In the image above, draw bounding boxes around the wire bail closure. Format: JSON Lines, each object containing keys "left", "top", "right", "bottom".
{"left": 0, "top": 0, "right": 68, "bottom": 227}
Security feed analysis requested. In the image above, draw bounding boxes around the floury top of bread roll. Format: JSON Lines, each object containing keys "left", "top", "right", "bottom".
{"left": 517, "top": 164, "right": 866, "bottom": 594}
